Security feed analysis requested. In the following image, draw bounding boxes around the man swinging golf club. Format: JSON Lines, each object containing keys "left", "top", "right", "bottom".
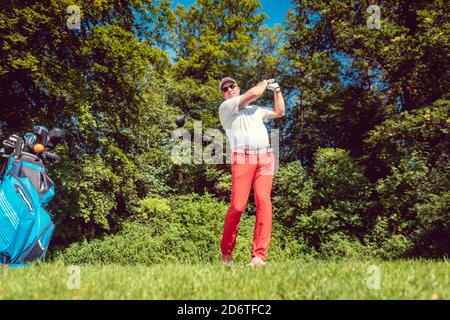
{"left": 218, "top": 77, "right": 285, "bottom": 267}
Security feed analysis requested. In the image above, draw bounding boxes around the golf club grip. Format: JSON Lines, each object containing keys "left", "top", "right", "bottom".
{"left": 14, "top": 138, "right": 23, "bottom": 159}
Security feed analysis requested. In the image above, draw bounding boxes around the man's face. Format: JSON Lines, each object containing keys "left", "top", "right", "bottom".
{"left": 220, "top": 81, "right": 240, "bottom": 100}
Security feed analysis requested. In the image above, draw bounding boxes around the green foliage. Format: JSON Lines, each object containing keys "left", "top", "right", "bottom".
{"left": 171, "top": 0, "right": 266, "bottom": 82}
{"left": 55, "top": 194, "right": 226, "bottom": 264}
{"left": 0, "top": 0, "right": 448, "bottom": 260}
{"left": 271, "top": 149, "right": 374, "bottom": 256}
{"left": 313, "top": 148, "right": 372, "bottom": 232}
{"left": 319, "top": 233, "right": 370, "bottom": 259}
{"left": 136, "top": 197, "right": 171, "bottom": 221}
{"left": 0, "top": 0, "right": 173, "bottom": 131}
{"left": 282, "top": 0, "right": 449, "bottom": 179}
{"left": 49, "top": 155, "right": 119, "bottom": 242}
{"left": 297, "top": 207, "right": 341, "bottom": 242}
{"left": 376, "top": 235, "right": 413, "bottom": 260}
{"left": 203, "top": 166, "right": 232, "bottom": 200}
{"left": 364, "top": 100, "right": 450, "bottom": 258}
{"left": 281, "top": 1, "right": 390, "bottom": 166}
{"left": 257, "top": 154, "right": 374, "bottom": 258}
{"left": 72, "top": 156, "right": 120, "bottom": 229}
{"left": 272, "top": 161, "right": 314, "bottom": 228}
{"left": 411, "top": 191, "right": 450, "bottom": 257}
{"left": 55, "top": 193, "right": 307, "bottom": 264}
{"left": 1, "top": 0, "right": 177, "bottom": 243}
{"left": 133, "top": 149, "right": 175, "bottom": 197}
{"left": 368, "top": 153, "right": 449, "bottom": 258}
{"left": 365, "top": 100, "right": 449, "bottom": 169}
{"left": 286, "top": 0, "right": 449, "bottom": 112}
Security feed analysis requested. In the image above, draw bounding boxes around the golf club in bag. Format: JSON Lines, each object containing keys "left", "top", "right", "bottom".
{"left": 0, "top": 126, "right": 64, "bottom": 266}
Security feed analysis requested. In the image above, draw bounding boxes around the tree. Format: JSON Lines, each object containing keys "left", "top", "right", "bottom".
{"left": 365, "top": 100, "right": 450, "bottom": 258}
{"left": 170, "top": 0, "right": 266, "bottom": 82}
{"left": 281, "top": 0, "right": 449, "bottom": 170}
{"left": 0, "top": 0, "right": 176, "bottom": 242}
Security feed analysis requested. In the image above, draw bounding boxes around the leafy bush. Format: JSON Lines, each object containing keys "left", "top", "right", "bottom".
{"left": 134, "top": 149, "right": 174, "bottom": 197}
{"left": 363, "top": 101, "right": 450, "bottom": 258}
{"left": 203, "top": 166, "right": 232, "bottom": 200}
{"left": 312, "top": 148, "right": 373, "bottom": 231}
{"left": 271, "top": 156, "right": 375, "bottom": 258}
{"left": 377, "top": 235, "right": 413, "bottom": 260}
{"left": 136, "top": 197, "right": 171, "bottom": 221}
{"left": 54, "top": 193, "right": 308, "bottom": 264}
{"left": 53, "top": 222, "right": 166, "bottom": 265}
{"left": 50, "top": 154, "right": 121, "bottom": 242}
{"left": 368, "top": 153, "right": 450, "bottom": 258}
{"left": 297, "top": 207, "right": 340, "bottom": 243}
{"left": 272, "top": 161, "right": 314, "bottom": 228}
{"left": 319, "top": 233, "right": 370, "bottom": 258}
{"left": 410, "top": 191, "right": 450, "bottom": 257}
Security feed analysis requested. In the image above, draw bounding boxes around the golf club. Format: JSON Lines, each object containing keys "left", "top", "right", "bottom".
{"left": 3, "top": 134, "right": 21, "bottom": 148}
{"left": 0, "top": 148, "right": 12, "bottom": 158}
{"left": 1, "top": 127, "right": 65, "bottom": 165}
{"left": 174, "top": 79, "right": 279, "bottom": 128}
{"left": 46, "top": 128, "right": 65, "bottom": 151}
{"left": 33, "top": 125, "right": 49, "bottom": 146}
{"left": 175, "top": 100, "right": 222, "bottom": 128}
{"left": 175, "top": 115, "right": 186, "bottom": 128}
{"left": 23, "top": 132, "right": 37, "bottom": 153}
{"left": 1, "top": 134, "right": 20, "bottom": 159}
{"left": 14, "top": 135, "right": 23, "bottom": 159}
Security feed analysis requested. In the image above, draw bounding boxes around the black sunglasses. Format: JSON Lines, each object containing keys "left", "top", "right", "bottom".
{"left": 221, "top": 84, "right": 237, "bottom": 93}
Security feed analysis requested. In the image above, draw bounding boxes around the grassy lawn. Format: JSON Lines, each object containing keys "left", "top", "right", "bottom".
{"left": 0, "top": 259, "right": 448, "bottom": 299}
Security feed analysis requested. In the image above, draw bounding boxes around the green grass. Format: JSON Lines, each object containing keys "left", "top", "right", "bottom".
{"left": 0, "top": 258, "right": 448, "bottom": 299}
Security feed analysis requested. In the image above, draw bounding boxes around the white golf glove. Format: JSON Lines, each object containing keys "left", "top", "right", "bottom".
{"left": 267, "top": 82, "right": 281, "bottom": 93}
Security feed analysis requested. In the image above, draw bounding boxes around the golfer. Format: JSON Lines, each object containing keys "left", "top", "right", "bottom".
{"left": 218, "top": 77, "right": 285, "bottom": 267}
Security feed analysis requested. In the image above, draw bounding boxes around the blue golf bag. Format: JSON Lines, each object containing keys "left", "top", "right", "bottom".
{"left": 0, "top": 127, "right": 64, "bottom": 266}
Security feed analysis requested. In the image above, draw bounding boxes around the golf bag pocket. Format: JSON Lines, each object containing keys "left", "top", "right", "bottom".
{"left": 18, "top": 220, "right": 54, "bottom": 263}
{"left": 0, "top": 188, "right": 20, "bottom": 253}
{"left": 39, "top": 182, "right": 55, "bottom": 208}
{"left": 0, "top": 173, "right": 35, "bottom": 260}
{"left": 20, "top": 160, "right": 55, "bottom": 207}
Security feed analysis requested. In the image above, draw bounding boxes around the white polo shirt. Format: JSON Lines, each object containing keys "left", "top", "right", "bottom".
{"left": 219, "top": 96, "right": 273, "bottom": 151}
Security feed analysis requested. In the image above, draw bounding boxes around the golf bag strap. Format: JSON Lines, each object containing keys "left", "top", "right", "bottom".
{"left": 0, "top": 158, "right": 7, "bottom": 180}
{"left": 11, "top": 160, "right": 22, "bottom": 177}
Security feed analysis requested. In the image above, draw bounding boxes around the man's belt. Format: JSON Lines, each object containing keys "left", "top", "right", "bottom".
{"left": 234, "top": 147, "right": 272, "bottom": 155}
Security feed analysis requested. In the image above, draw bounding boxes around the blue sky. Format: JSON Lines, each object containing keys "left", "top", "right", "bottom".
{"left": 172, "top": 0, "right": 294, "bottom": 27}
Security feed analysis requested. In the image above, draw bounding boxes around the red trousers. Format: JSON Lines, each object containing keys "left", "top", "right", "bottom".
{"left": 220, "top": 152, "right": 275, "bottom": 261}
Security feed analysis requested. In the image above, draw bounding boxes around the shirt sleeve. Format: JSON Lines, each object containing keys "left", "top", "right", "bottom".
{"left": 259, "top": 108, "right": 275, "bottom": 123}
{"left": 219, "top": 96, "right": 240, "bottom": 125}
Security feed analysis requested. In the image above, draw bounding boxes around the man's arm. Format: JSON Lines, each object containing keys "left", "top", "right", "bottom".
{"left": 268, "top": 90, "right": 285, "bottom": 120}
{"left": 238, "top": 80, "right": 269, "bottom": 110}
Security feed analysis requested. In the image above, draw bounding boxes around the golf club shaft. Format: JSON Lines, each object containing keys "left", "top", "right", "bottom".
{"left": 185, "top": 100, "right": 222, "bottom": 118}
